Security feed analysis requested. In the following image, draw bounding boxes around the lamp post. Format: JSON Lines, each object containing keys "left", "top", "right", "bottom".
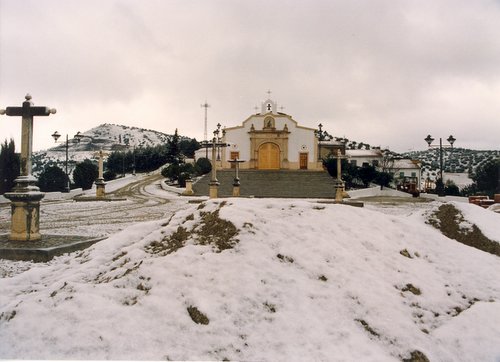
{"left": 424, "top": 134, "right": 456, "bottom": 196}
{"left": 51, "top": 130, "right": 84, "bottom": 192}
{"left": 315, "top": 123, "right": 324, "bottom": 161}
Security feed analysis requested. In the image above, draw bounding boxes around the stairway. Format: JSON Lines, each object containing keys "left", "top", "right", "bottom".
{"left": 192, "top": 170, "right": 337, "bottom": 198}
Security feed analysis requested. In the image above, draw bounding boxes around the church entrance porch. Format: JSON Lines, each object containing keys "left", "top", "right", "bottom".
{"left": 258, "top": 142, "right": 280, "bottom": 169}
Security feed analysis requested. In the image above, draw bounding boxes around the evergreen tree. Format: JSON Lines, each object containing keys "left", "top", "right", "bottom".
{"left": 374, "top": 171, "right": 393, "bottom": 190}
{"left": 73, "top": 160, "right": 98, "bottom": 190}
{"left": 38, "top": 165, "right": 68, "bottom": 192}
{"left": 358, "top": 165, "right": 377, "bottom": 187}
{"left": 179, "top": 138, "right": 201, "bottom": 158}
{"left": 471, "top": 158, "right": 500, "bottom": 197}
{"left": 166, "top": 129, "right": 181, "bottom": 164}
{"left": 0, "top": 138, "right": 20, "bottom": 194}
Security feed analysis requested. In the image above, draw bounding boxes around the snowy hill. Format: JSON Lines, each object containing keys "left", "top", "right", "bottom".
{"left": 0, "top": 198, "right": 499, "bottom": 361}
{"left": 402, "top": 148, "right": 500, "bottom": 175}
{"left": 32, "top": 123, "right": 171, "bottom": 174}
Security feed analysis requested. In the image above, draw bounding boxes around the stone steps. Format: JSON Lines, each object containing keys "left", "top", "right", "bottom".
{"left": 192, "top": 170, "right": 337, "bottom": 198}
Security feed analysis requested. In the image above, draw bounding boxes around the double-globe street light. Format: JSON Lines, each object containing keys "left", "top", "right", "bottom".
{"left": 424, "top": 134, "right": 456, "bottom": 196}
{"left": 51, "top": 130, "right": 84, "bottom": 192}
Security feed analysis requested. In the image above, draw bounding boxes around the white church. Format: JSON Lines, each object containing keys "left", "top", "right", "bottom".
{"left": 196, "top": 97, "right": 343, "bottom": 170}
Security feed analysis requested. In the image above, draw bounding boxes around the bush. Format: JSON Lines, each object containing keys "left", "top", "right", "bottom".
{"left": 444, "top": 180, "right": 460, "bottom": 196}
{"left": 73, "top": 160, "right": 98, "bottom": 190}
{"left": 358, "top": 165, "right": 377, "bottom": 187}
{"left": 195, "top": 157, "right": 212, "bottom": 175}
{"left": 38, "top": 165, "right": 68, "bottom": 192}
{"left": 103, "top": 170, "right": 117, "bottom": 181}
{"left": 162, "top": 162, "right": 196, "bottom": 186}
{"left": 374, "top": 171, "right": 393, "bottom": 189}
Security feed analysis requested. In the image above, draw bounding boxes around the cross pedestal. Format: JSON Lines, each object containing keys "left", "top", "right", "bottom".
{"left": 182, "top": 177, "right": 194, "bottom": 196}
{"left": 1, "top": 94, "right": 56, "bottom": 241}
{"left": 200, "top": 135, "right": 227, "bottom": 199}
{"left": 94, "top": 149, "right": 108, "bottom": 198}
{"left": 228, "top": 159, "right": 245, "bottom": 197}
{"left": 333, "top": 149, "right": 349, "bottom": 202}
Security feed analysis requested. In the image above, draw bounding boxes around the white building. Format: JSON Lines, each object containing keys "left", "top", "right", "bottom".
{"left": 196, "top": 97, "right": 341, "bottom": 170}
{"left": 345, "top": 149, "right": 383, "bottom": 168}
{"left": 392, "top": 159, "right": 422, "bottom": 191}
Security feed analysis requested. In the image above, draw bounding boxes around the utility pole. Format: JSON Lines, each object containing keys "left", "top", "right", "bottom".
{"left": 201, "top": 101, "right": 210, "bottom": 158}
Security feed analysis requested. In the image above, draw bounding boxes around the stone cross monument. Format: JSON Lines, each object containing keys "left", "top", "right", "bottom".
{"left": 228, "top": 158, "right": 245, "bottom": 197}
{"left": 94, "top": 149, "right": 108, "bottom": 198}
{"left": 333, "top": 149, "right": 349, "bottom": 202}
{"left": 0, "top": 94, "right": 56, "bottom": 241}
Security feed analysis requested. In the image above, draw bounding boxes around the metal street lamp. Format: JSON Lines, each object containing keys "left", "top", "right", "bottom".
{"left": 315, "top": 123, "right": 332, "bottom": 161}
{"left": 51, "top": 130, "right": 84, "bottom": 192}
{"left": 424, "top": 134, "right": 456, "bottom": 196}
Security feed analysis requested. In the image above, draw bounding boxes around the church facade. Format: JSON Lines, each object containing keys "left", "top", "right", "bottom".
{"left": 203, "top": 98, "right": 342, "bottom": 170}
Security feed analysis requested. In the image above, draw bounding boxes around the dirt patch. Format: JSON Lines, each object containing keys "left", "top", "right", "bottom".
{"left": 428, "top": 204, "right": 500, "bottom": 257}
{"left": 196, "top": 209, "right": 239, "bottom": 252}
{"left": 402, "top": 350, "right": 430, "bottom": 362}
{"left": 401, "top": 283, "right": 421, "bottom": 295}
{"left": 187, "top": 305, "right": 210, "bottom": 325}
{"left": 355, "top": 319, "right": 379, "bottom": 337}
{"left": 146, "top": 204, "right": 240, "bottom": 255}
{"left": 146, "top": 226, "right": 191, "bottom": 255}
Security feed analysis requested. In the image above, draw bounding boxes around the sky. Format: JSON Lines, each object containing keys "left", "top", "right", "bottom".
{"left": 1, "top": 0, "right": 500, "bottom": 153}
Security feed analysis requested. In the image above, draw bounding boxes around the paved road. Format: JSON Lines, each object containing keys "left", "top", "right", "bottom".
{"left": 0, "top": 174, "right": 191, "bottom": 237}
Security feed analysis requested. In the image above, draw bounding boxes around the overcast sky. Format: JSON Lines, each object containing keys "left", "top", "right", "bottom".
{"left": 1, "top": 0, "right": 500, "bottom": 153}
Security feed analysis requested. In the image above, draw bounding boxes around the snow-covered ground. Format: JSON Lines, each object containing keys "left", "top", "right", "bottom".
{"left": 0, "top": 186, "right": 499, "bottom": 361}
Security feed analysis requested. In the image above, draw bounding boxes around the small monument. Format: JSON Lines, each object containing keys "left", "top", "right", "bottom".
{"left": 1, "top": 94, "right": 56, "bottom": 241}
{"left": 94, "top": 149, "right": 108, "bottom": 198}
{"left": 182, "top": 176, "right": 194, "bottom": 196}
{"left": 333, "top": 149, "right": 348, "bottom": 202}
{"left": 228, "top": 159, "right": 245, "bottom": 197}
{"left": 199, "top": 125, "right": 227, "bottom": 199}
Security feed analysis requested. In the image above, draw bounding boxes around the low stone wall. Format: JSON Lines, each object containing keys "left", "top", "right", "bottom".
{"left": 160, "top": 180, "right": 185, "bottom": 195}
{"left": 347, "top": 186, "right": 411, "bottom": 199}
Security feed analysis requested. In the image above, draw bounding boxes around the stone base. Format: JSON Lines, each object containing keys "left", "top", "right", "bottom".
{"left": 232, "top": 185, "right": 240, "bottom": 197}
{"left": 0, "top": 234, "right": 107, "bottom": 262}
{"left": 183, "top": 180, "right": 194, "bottom": 196}
{"left": 73, "top": 196, "right": 127, "bottom": 202}
{"left": 96, "top": 185, "right": 106, "bottom": 198}
{"left": 209, "top": 183, "right": 219, "bottom": 199}
{"left": 317, "top": 200, "right": 364, "bottom": 208}
{"left": 4, "top": 188, "right": 45, "bottom": 241}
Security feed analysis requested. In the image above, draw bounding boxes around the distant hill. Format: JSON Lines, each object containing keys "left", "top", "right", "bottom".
{"left": 402, "top": 148, "right": 500, "bottom": 175}
{"left": 32, "top": 124, "right": 173, "bottom": 175}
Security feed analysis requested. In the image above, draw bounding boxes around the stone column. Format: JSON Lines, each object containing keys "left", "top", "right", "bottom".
{"left": 95, "top": 149, "right": 106, "bottom": 198}
{"left": 209, "top": 137, "right": 219, "bottom": 199}
{"left": 183, "top": 178, "right": 194, "bottom": 196}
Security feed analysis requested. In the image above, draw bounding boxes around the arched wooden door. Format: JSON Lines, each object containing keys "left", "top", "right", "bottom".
{"left": 258, "top": 142, "right": 280, "bottom": 169}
